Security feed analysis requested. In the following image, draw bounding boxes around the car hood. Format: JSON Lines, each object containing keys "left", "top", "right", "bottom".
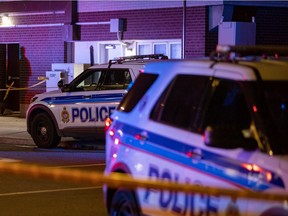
{"left": 37, "top": 89, "right": 61, "bottom": 96}
{"left": 33, "top": 89, "right": 62, "bottom": 101}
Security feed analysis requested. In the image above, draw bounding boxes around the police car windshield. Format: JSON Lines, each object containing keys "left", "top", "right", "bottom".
{"left": 260, "top": 81, "right": 288, "bottom": 154}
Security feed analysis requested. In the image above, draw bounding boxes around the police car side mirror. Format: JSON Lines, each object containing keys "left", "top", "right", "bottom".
{"left": 203, "top": 126, "right": 258, "bottom": 151}
{"left": 57, "top": 80, "right": 64, "bottom": 89}
{"left": 57, "top": 80, "right": 70, "bottom": 92}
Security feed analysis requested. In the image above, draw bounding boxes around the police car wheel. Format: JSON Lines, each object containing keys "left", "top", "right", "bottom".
{"left": 110, "top": 189, "right": 140, "bottom": 216}
{"left": 31, "top": 113, "right": 61, "bottom": 148}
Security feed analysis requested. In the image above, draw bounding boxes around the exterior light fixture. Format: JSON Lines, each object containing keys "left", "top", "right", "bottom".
{"left": 2, "top": 15, "right": 12, "bottom": 26}
{"left": 105, "top": 44, "right": 116, "bottom": 49}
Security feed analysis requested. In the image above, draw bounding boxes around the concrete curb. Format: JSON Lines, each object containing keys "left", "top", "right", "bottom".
{"left": 0, "top": 137, "right": 34, "bottom": 146}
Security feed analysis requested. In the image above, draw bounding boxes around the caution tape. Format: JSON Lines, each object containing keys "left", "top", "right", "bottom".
{"left": 3, "top": 81, "right": 14, "bottom": 101}
{"left": 0, "top": 161, "right": 287, "bottom": 201}
{"left": 0, "top": 78, "right": 47, "bottom": 92}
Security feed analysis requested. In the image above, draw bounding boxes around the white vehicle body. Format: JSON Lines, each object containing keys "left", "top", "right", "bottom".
{"left": 26, "top": 54, "right": 167, "bottom": 148}
{"left": 104, "top": 48, "right": 288, "bottom": 216}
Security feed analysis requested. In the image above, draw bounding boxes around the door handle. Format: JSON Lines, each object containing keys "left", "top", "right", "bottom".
{"left": 187, "top": 149, "right": 203, "bottom": 160}
{"left": 83, "top": 95, "right": 92, "bottom": 99}
{"left": 135, "top": 131, "right": 148, "bottom": 141}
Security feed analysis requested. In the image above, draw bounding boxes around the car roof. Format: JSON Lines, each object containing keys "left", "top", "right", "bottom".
{"left": 239, "top": 60, "right": 288, "bottom": 80}
{"left": 215, "top": 44, "right": 288, "bottom": 80}
{"left": 144, "top": 45, "right": 288, "bottom": 81}
{"left": 88, "top": 54, "right": 168, "bottom": 70}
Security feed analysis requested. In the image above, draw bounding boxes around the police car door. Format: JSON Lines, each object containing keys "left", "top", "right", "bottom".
{"left": 200, "top": 72, "right": 288, "bottom": 215}
{"left": 139, "top": 72, "right": 214, "bottom": 216}
{"left": 57, "top": 69, "right": 123, "bottom": 137}
{"left": 188, "top": 72, "right": 260, "bottom": 215}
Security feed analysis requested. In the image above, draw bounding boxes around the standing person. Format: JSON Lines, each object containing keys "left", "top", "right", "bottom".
{"left": 19, "top": 46, "right": 32, "bottom": 115}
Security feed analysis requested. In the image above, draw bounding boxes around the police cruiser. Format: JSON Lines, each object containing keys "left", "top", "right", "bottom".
{"left": 104, "top": 45, "right": 288, "bottom": 216}
{"left": 26, "top": 54, "right": 167, "bottom": 148}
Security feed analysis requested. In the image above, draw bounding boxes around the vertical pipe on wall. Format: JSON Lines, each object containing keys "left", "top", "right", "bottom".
{"left": 63, "top": 1, "right": 80, "bottom": 41}
{"left": 182, "top": 0, "right": 186, "bottom": 59}
{"left": 90, "top": 45, "right": 94, "bottom": 66}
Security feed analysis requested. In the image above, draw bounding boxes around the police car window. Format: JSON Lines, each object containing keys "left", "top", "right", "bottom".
{"left": 73, "top": 69, "right": 132, "bottom": 91}
{"left": 202, "top": 79, "right": 251, "bottom": 144}
{"left": 75, "top": 70, "right": 101, "bottom": 91}
{"left": 100, "top": 70, "right": 132, "bottom": 90}
{"left": 117, "top": 73, "right": 158, "bottom": 112}
{"left": 151, "top": 75, "right": 210, "bottom": 131}
{"left": 259, "top": 81, "right": 288, "bottom": 154}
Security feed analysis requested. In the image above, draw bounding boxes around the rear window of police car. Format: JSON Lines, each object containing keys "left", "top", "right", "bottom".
{"left": 73, "top": 68, "right": 132, "bottom": 91}
{"left": 117, "top": 73, "right": 158, "bottom": 112}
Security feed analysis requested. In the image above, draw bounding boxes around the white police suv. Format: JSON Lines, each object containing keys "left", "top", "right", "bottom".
{"left": 104, "top": 46, "right": 288, "bottom": 216}
{"left": 26, "top": 54, "right": 168, "bottom": 148}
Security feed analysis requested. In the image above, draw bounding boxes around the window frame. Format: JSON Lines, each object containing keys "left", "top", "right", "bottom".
{"left": 150, "top": 74, "right": 211, "bottom": 132}
{"left": 117, "top": 73, "right": 159, "bottom": 113}
{"left": 68, "top": 68, "right": 132, "bottom": 92}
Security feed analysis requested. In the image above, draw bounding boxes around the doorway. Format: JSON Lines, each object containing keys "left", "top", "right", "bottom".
{"left": 0, "top": 43, "right": 20, "bottom": 113}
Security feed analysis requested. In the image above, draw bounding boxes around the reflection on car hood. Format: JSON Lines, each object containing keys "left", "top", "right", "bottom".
{"left": 37, "top": 89, "right": 62, "bottom": 96}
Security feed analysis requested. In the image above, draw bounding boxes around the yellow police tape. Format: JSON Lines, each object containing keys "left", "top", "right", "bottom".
{"left": 3, "top": 81, "right": 14, "bottom": 101}
{"left": 0, "top": 161, "right": 287, "bottom": 201}
{"left": 0, "top": 78, "right": 47, "bottom": 92}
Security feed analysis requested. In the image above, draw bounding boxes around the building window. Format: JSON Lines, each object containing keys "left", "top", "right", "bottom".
{"left": 154, "top": 44, "right": 167, "bottom": 55}
{"left": 170, "top": 43, "right": 181, "bottom": 59}
{"left": 138, "top": 44, "right": 151, "bottom": 55}
{"left": 137, "top": 40, "right": 181, "bottom": 59}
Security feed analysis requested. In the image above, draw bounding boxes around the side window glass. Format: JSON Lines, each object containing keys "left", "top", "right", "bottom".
{"left": 100, "top": 70, "right": 132, "bottom": 90}
{"left": 151, "top": 75, "right": 210, "bottom": 131}
{"left": 74, "top": 70, "right": 102, "bottom": 92}
{"left": 203, "top": 79, "right": 251, "bottom": 130}
{"left": 118, "top": 73, "right": 158, "bottom": 112}
{"left": 72, "top": 69, "right": 132, "bottom": 92}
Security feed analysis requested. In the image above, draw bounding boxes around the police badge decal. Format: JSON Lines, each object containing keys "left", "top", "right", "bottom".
{"left": 61, "top": 107, "right": 70, "bottom": 123}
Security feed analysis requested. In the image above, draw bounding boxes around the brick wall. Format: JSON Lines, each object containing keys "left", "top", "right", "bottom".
{"left": 185, "top": 7, "right": 207, "bottom": 58}
{"left": 1, "top": 2, "right": 288, "bottom": 116}
{"left": 0, "top": 3, "right": 205, "bottom": 117}
{"left": 79, "top": 6, "right": 207, "bottom": 59}
{"left": 79, "top": 8, "right": 183, "bottom": 40}
{"left": 0, "top": 13, "right": 65, "bottom": 113}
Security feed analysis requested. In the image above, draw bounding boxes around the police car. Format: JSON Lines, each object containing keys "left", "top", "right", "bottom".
{"left": 26, "top": 54, "right": 168, "bottom": 148}
{"left": 104, "top": 46, "right": 288, "bottom": 216}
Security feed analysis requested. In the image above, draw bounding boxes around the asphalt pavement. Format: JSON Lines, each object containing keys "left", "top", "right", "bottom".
{"left": 0, "top": 112, "right": 105, "bottom": 150}
{"left": 0, "top": 112, "right": 31, "bottom": 145}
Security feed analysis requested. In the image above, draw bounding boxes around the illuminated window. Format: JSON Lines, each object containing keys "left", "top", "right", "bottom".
{"left": 138, "top": 44, "right": 151, "bottom": 55}
{"left": 137, "top": 40, "right": 181, "bottom": 59}
{"left": 1, "top": 15, "right": 12, "bottom": 26}
{"left": 170, "top": 43, "right": 181, "bottom": 59}
{"left": 154, "top": 44, "right": 167, "bottom": 55}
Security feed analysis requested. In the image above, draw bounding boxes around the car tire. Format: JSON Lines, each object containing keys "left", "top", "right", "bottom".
{"left": 31, "top": 113, "right": 61, "bottom": 148}
{"left": 109, "top": 189, "right": 140, "bottom": 216}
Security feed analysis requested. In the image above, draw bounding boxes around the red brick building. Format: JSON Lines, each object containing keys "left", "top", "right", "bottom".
{"left": 0, "top": 1, "right": 287, "bottom": 117}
